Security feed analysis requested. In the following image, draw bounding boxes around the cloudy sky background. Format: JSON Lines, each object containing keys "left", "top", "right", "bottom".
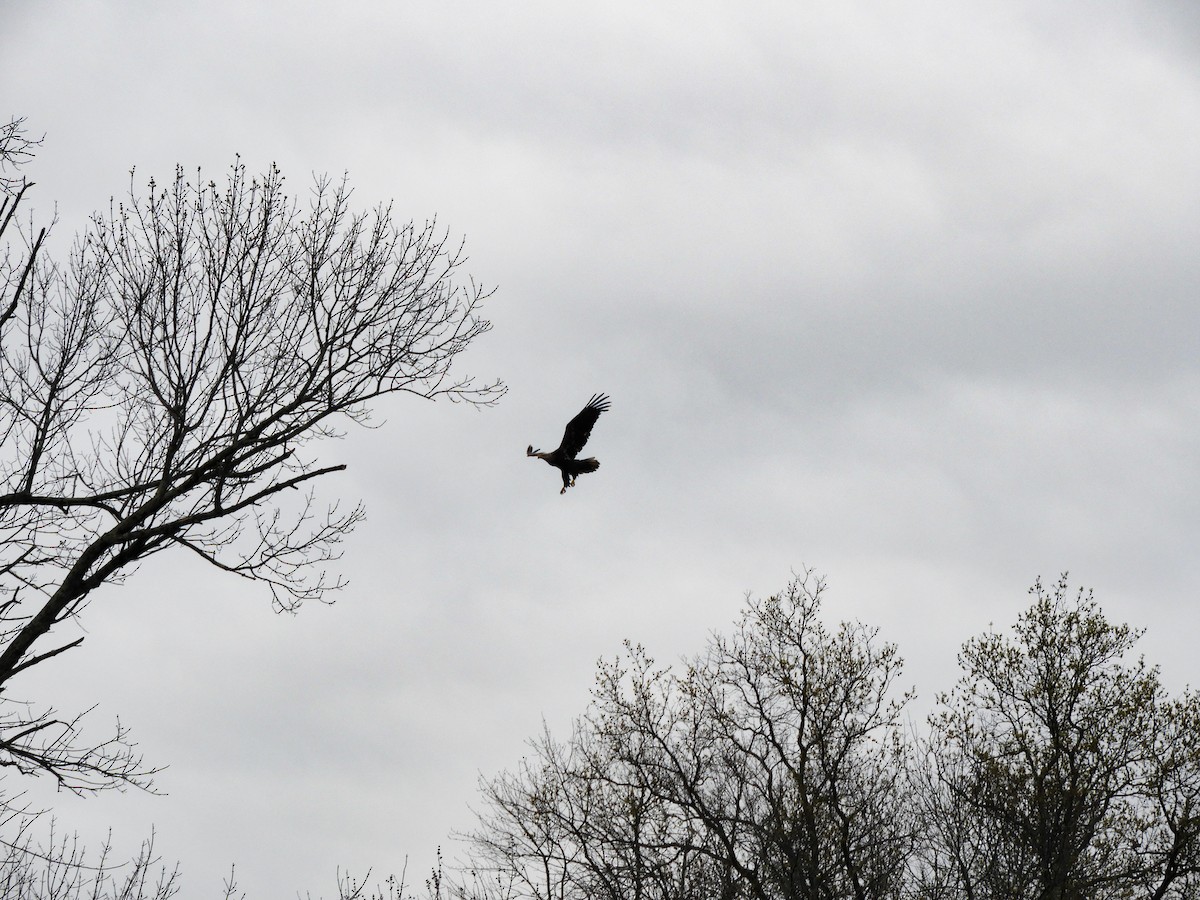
{"left": 4, "top": 1, "right": 1200, "bottom": 896}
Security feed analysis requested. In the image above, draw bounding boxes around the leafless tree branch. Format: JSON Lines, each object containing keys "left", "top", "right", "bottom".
{"left": 1, "top": 157, "right": 503, "bottom": 795}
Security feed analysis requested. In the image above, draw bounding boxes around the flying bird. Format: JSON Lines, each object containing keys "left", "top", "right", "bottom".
{"left": 527, "top": 393, "right": 612, "bottom": 494}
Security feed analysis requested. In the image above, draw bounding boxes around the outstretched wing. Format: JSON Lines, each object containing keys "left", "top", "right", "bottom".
{"left": 556, "top": 393, "right": 611, "bottom": 460}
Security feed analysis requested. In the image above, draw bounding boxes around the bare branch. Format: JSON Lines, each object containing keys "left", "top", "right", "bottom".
{"left": 1, "top": 156, "right": 503, "bottom": 794}
{"left": 460, "top": 575, "right": 914, "bottom": 900}
{"left": 5, "top": 636, "right": 84, "bottom": 680}
{"left": 0, "top": 117, "right": 42, "bottom": 194}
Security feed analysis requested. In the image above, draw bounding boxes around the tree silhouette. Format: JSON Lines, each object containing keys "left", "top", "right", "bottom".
{"left": 459, "top": 577, "right": 1200, "bottom": 900}
{"left": 461, "top": 574, "right": 915, "bottom": 900}
{"left": 917, "top": 576, "right": 1200, "bottom": 900}
{"left": 1, "top": 158, "right": 502, "bottom": 794}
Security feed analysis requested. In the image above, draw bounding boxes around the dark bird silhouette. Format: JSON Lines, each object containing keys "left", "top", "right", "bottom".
{"left": 527, "top": 394, "right": 611, "bottom": 494}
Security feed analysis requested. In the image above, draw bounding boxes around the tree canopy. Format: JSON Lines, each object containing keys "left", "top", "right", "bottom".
{"left": 456, "top": 575, "right": 1200, "bottom": 900}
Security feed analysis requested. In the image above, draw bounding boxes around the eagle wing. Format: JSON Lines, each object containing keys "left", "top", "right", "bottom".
{"left": 556, "top": 393, "right": 611, "bottom": 460}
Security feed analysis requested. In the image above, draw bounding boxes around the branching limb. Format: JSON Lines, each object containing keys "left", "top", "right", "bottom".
{"left": 0, "top": 156, "right": 503, "bottom": 794}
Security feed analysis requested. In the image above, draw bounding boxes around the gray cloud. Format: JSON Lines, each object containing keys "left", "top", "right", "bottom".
{"left": 4, "top": 1, "right": 1200, "bottom": 896}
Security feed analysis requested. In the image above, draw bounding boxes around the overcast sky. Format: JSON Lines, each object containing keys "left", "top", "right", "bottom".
{"left": 4, "top": 1, "right": 1200, "bottom": 896}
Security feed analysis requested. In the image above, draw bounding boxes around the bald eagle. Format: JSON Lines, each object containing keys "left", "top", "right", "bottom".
{"left": 527, "top": 394, "right": 611, "bottom": 494}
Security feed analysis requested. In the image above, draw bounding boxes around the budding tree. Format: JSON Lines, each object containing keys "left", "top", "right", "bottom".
{"left": 0, "top": 158, "right": 502, "bottom": 794}
{"left": 915, "top": 577, "right": 1200, "bottom": 900}
{"left": 462, "top": 574, "right": 916, "bottom": 900}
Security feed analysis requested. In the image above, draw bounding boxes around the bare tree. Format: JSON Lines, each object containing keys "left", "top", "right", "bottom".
{"left": 0, "top": 158, "right": 502, "bottom": 794}
{"left": 0, "top": 118, "right": 42, "bottom": 194}
{"left": 0, "top": 818, "right": 179, "bottom": 900}
{"left": 1, "top": 117, "right": 47, "bottom": 334}
{"left": 461, "top": 574, "right": 915, "bottom": 900}
{"left": 464, "top": 719, "right": 723, "bottom": 900}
